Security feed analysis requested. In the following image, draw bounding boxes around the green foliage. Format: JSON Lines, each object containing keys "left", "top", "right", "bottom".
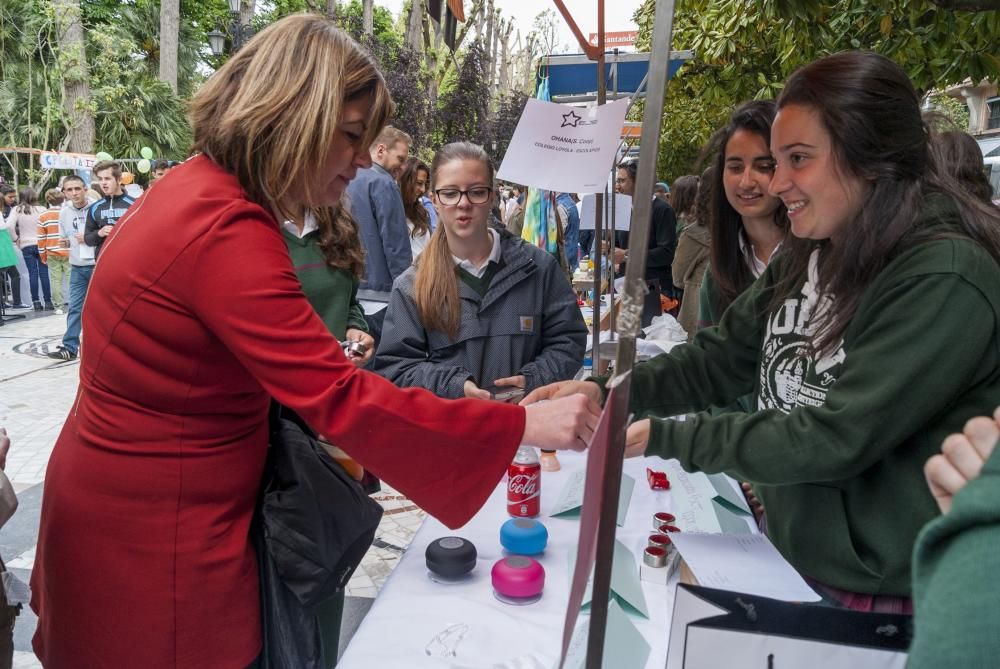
{"left": 0, "top": 0, "right": 531, "bottom": 185}
{"left": 87, "top": 24, "right": 192, "bottom": 158}
{"left": 926, "top": 91, "right": 972, "bottom": 129}
{"left": 634, "top": 0, "right": 1000, "bottom": 182}
{"left": 333, "top": 0, "right": 402, "bottom": 51}
{"left": 434, "top": 40, "right": 492, "bottom": 147}
{"left": 0, "top": 0, "right": 218, "bottom": 184}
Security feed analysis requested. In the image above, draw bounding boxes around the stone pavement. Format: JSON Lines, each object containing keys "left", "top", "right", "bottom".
{"left": 0, "top": 308, "right": 425, "bottom": 665}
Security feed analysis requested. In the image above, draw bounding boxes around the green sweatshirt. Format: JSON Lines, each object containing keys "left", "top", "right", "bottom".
{"left": 282, "top": 227, "right": 368, "bottom": 340}
{"left": 621, "top": 198, "right": 1000, "bottom": 596}
{"left": 908, "top": 445, "right": 1000, "bottom": 668}
{"left": 696, "top": 268, "right": 723, "bottom": 330}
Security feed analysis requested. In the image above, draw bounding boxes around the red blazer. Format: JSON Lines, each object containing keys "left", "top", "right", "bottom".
{"left": 30, "top": 155, "right": 524, "bottom": 668}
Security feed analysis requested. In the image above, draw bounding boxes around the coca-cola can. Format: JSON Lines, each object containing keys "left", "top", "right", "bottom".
{"left": 507, "top": 446, "right": 541, "bottom": 518}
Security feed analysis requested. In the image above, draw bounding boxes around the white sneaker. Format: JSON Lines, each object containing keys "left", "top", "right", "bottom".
{"left": 55, "top": 308, "right": 64, "bottom": 315}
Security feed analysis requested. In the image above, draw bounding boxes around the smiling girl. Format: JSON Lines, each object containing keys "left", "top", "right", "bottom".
{"left": 698, "top": 100, "right": 788, "bottom": 329}
{"left": 374, "top": 142, "right": 587, "bottom": 400}
{"left": 525, "top": 51, "right": 1000, "bottom": 611}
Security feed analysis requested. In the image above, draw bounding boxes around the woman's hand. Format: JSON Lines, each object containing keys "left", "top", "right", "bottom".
{"left": 344, "top": 328, "right": 374, "bottom": 367}
{"left": 522, "top": 394, "right": 602, "bottom": 451}
{"left": 493, "top": 375, "right": 525, "bottom": 389}
{"left": 521, "top": 380, "right": 602, "bottom": 407}
{"left": 925, "top": 408, "right": 1000, "bottom": 514}
{"left": 624, "top": 419, "right": 650, "bottom": 458}
{"left": 463, "top": 380, "right": 491, "bottom": 400}
{"left": 741, "top": 482, "right": 765, "bottom": 523}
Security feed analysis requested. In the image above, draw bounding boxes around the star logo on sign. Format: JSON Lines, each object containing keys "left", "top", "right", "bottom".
{"left": 561, "top": 110, "right": 582, "bottom": 128}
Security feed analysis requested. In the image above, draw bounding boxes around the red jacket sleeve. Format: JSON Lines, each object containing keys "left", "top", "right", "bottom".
{"left": 190, "top": 205, "right": 524, "bottom": 529}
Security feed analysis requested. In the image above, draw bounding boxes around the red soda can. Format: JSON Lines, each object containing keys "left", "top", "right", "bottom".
{"left": 507, "top": 446, "right": 541, "bottom": 517}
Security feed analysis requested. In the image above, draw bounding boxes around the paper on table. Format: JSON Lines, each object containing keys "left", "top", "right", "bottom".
{"left": 664, "top": 461, "right": 723, "bottom": 533}
{"left": 706, "top": 473, "right": 752, "bottom": 516}
{"left": 705, "top": 473, "right": 754, "bottom": 535}
{"left": 574, "top": 539, "right": 649, "bottom": 618}
{"left": 562, "top": 599, "right": 651, "bottom": 669}
{"left": 670, "top": 533, "right": 820, "bottom": 602}
{"left": 549, "top": 471, "right": 635, "bottom": 527}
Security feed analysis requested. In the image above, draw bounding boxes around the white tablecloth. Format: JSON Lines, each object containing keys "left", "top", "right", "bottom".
{"left": 339, "top": 452, "right": 687, "bottom": 668}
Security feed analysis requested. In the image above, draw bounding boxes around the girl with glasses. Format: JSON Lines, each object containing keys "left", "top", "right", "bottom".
{"left": 374, "top": 142, "right": 587, "bottom": 401}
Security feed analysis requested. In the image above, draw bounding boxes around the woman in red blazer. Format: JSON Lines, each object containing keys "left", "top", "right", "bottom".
{"left": 30, "top": 15, "right": 599, "bottom": 669}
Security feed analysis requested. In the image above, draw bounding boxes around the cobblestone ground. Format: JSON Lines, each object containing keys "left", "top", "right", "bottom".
{"left": 0, "top": 308, "right": 424, "bottom": 665}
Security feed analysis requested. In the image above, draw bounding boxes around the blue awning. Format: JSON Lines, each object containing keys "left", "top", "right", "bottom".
{"left": 537, "top": 51, "right": 693, "bottom": 102}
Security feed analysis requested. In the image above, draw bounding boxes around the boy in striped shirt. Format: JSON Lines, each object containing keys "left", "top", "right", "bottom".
{"left": 38, "top": 189, "right": 69, "bottom": 314}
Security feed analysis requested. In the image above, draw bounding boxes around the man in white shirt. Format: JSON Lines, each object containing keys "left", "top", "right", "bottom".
{"left": 48, "top": 176, "right": 94, "bottom": 361}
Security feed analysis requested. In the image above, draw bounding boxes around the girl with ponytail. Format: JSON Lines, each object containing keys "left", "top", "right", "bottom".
{"left": 374, "top": 142, "right": 587, "bottom": 399}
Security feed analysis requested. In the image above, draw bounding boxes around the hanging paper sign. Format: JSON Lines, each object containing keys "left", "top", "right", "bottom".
{"left": 579, "top": 193, "right": 632, "bottom": 231}
{"left": 39, "top": 151, "right": 97, "bottom": 170}
{"left": 497, "top": 97, "right": 630, "bottom": 194}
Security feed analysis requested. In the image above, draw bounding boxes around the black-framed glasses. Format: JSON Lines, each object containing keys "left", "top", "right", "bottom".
{"left": 435, "top": 187, "right": 493, "bottom": 206}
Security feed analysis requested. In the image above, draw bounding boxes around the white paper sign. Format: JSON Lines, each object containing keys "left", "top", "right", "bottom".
{"left": 497, "top": 98, "right": 630, "bottom": 194}
{"left": 670, "top": 533, "right": 820, "bottom": 602}
{"left": 40, "top": 151, "right": 97, "bottom": 171}
{"left": 578, "top": 193, "right": 632, "bottom": 231}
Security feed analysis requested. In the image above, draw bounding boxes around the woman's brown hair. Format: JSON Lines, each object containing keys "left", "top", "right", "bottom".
{"left": 670, "top": 175, "right": 700, "bottom": 221}
{"left": 16, "top": 188, "right": 40, "bottom": 214}
{"left": 399, "top": 157, "right": 431, "bottom": 239}
{"left": 413, "top": 142, "right": 494, "bottom": 339}
{"left": 189, "top": 13, "right": 393, "bottom": 275}
{"left": 317, "top": 205, "right": 365, "bottom": 277}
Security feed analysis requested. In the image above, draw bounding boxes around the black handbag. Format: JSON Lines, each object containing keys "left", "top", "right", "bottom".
{"left": 254, "top": 405, "right": 384, "bottom": 669}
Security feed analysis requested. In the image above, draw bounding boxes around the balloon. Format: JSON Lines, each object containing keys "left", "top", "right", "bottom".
{"left": 137, "top": 159, "right": 151, "bottom": 174}
{"left": 140, "top": 147, "right": 153, "bottom": 160}
{"left": 120, "top": 171, "right": 135, "bottom": 185}
{"left": 95, "top": 151, "right": 112, "bottom": 161}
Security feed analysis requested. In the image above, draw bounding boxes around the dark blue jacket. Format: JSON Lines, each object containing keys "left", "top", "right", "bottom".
{"left": 345, "top": 164, "right": 411, "bottom": 292}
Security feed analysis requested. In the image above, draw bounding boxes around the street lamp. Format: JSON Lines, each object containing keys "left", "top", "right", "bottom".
{"left": 207, "top": 0, "right": 254, "bottom": 56}
{"left": 207, "top": 29, "right": 226, "bottom": 57}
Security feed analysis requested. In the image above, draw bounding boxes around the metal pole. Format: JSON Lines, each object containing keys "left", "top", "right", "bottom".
{"left": 590, "top": 40, "right": 606, "bottom": 376}
{"left": 585, "top": 0, "right": 677, "bottom": 666}
{"left": 608, "top": 50, "right": 619, "bottom": 335}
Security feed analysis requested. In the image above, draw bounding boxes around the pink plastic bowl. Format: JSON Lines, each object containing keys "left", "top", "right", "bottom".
{"left": 491, "top": 556, "right": 545, "bottom": 599}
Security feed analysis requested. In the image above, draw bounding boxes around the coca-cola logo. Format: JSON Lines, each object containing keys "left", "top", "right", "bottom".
{"left": 508, "top": 473, "right": 538, "bottom": 496}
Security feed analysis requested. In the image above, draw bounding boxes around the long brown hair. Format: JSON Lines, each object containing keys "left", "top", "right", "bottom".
{"left": 399, "top": 156, "right": 431, "bottom": 238}
{"left": 16, "top": 188, "right": 40, "bottom": 214}
{"left": 671, "top": 175, "right": 700, "bottom": 221}
{"left": 189, "top": 13, "right": 393, "bottom": 217}
{"left": 315, "top": 204, "right": 365, "bottom": 277}
{"left": 699, "top": 100, "right": 789, "bottom": 314}
{"left": 772, "top": 51, "right": 1000, "bottom": 355}
{"left": 928, "top": 129, "right": 994, "bottom": 205}
{"left": 413, "top": 142, "right": 494, "bottom": 339}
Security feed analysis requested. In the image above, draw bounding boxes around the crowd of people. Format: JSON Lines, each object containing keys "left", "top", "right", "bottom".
{"left": 0, "top": 10, "right": 997, "bottom": 669}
